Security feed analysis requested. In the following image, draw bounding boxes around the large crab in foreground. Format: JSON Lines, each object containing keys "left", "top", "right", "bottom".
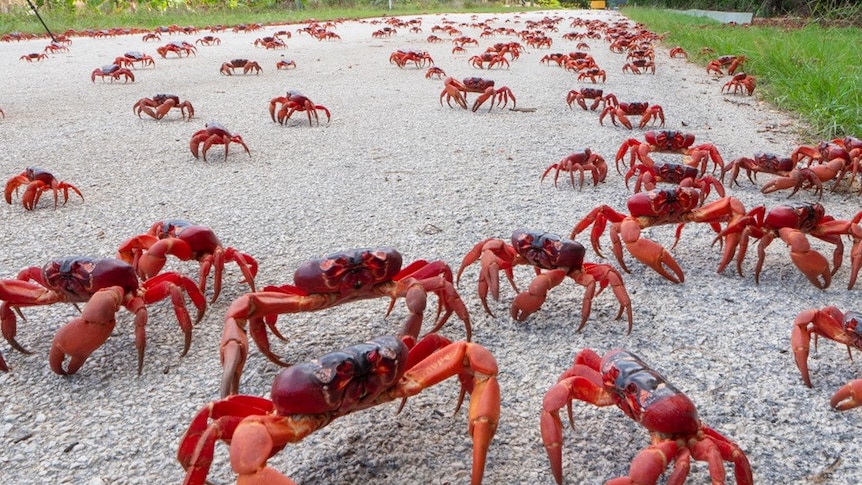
{"left": 0, "top": 257, "right": 206, "bottom": 374}
{"left": 792, "top": 306, "right": 862, "bottom": 410}
{"left": 457, "top": 229, "right": 633, "bottom": 332}
{"left": 615, "top": 130, "right": 724, "bottom": 176}
{"left": 90, "top": 64, "right": 135, "bottom": 83}
{"left": 189, "top": 121, "right": 250, "bottom": 162}
{"left": 178, "top": 334, "right": 499, "bottom": 485}
{"left": 440, "top": 76, "right": 516, "bottom": 112}
{"left": 540, "top": 149, "right": 608, "bottom": 189}
{"left": 268, "top": 90, "right": 331, "bottom": 126}
{"left": 117, "top": 219, "right": 258, "bottom": 303}
{"left": 133, "top": 94, "right": 195, "bottom": 121}
{"left": 570, "top": 187, "right": 748, "bottom": 284}
{"left": 716, "top": 202, "right": 862, "bottom": 289}
{"left": 541, "top": 348, "right": 753, "bottom": 484}
{"left": 5, "top": 167, "right": 83, "bottom": 210}
{"left": 219, "top": 246, "right": 472, "bottom": 396}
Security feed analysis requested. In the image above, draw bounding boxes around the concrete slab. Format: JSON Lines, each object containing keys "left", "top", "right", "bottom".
{"left": 675, "top": 9, "right": 754, "bottom": 24}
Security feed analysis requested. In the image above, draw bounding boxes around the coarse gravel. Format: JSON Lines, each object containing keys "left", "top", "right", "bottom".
{"left": 1, "top": 8, "right": 860, "bottom": 485}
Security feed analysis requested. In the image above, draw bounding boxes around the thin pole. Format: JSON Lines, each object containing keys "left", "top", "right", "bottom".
{"left": 25, "top": 0, "right": 58, "bottom": 43}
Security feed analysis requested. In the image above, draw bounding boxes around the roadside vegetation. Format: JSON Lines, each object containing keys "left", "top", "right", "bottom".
{"left": 1, "top": 0, "right": 858, "bottom": 139}
{"left": 624, "top": 7, "right": 861, "bottom": 140}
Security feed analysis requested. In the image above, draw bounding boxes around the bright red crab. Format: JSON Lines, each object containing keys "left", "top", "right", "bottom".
{"left": 722, "top": 152, "right": 809, "bottom": 188}
{"left": 540, "top": 149, "right": 607, "bottom": 189}
{"left": 615, "top": 130, "right": 724, "bottom": 176}
{"left": 566, "top": 88, "right": 615, "bottom": 111}
{"left": 440, "top": 77, "right": 516, "bottom": 112}
{"left": 156, "top": 41, "right": 196, "bottom": 58}
{"left": 716, "top": 202, "right": 862, "bottom": 289}
{"left": 268, "top": 90, "right": 331, "bottom": 126}
{"left": 570, "top": 187, "right": 748, "bottom": 283}
{"left": 706, "top": 54, "right": 747, "bottom": 75}
{"left": 219, "top": 59, "right": 262, "bottom": 75}
{"left": 178, "top": 334, "right": 499, "bottom": 485}
{"left": 599, "top": 101, "right": 665, "bottom": 130}
{"left": 541, "top": 348, "right": 753, "bottom": 485}
{"left": 114, "top": 51, "right": 155, "bottom": 68}
{"left": 133, "top": 94, "right": 195, "bottom": 121}
{"left": 189, "top": 121, "right": 250, "bottom": 161}
{"left": 456, "top": 229, "right": 633, "bottom": 332}
{"left": 117, "top": 219, "right": 258, "bottom": 303}
{"left": 625, "top": 160, "right": 725, "bottom": 203}
{"left": 722, "top": 72, "right": 756, "bottom": 95}
{"left": 90, "top": 64, "right": 134, "bottom": 83}
{"left": 763, "top": 139, "right": 861, "bottom": 196}
{"left": 389, "top": 49, "right": 434, "bottom": 68}
{"left": 219, "top": 246, "right": 472, "bottom": 396}
{"left": 792, "top": 306, "right": 862, "bottom": 410}
{"left": 5, "top": 167, "right": 83, "bottom": 210}
{"left": 0, "top": 257, "right": 205, "bottom": 374}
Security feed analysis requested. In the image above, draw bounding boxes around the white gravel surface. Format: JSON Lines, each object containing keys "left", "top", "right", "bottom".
{"left": 1, "top": 8, "right": 861, "bottom": 485}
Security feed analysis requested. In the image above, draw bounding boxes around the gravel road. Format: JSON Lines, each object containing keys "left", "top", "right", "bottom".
{"left": 1, "top": 8, "right": 860, "bottom": 485}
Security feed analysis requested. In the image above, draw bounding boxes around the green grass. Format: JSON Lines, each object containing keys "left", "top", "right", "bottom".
{"left": 0, "top": 3, "right": 535, "bottom": 35}
{"left": 623, "top": 7, "right": 862, "bottom": 140}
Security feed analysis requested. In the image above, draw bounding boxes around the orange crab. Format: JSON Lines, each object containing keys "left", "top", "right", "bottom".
{"left": 218, "top": 246, "right": 472, "bottom": 396}
{"left": 5, "top": 167, "right": 83, "bottom": 210}
{"left": 542, "top": 348, "right": 753, "bottom": 484}
{"left": 178, "top": 334, "right": 499, "bottom": 485}
{"left": 615, "top": 130, "right": 724, "bottom": 176}
{"left": 540, "top": 149, "right": 608, "bottom": 189}
{"left": 189, "top": 121, "right": 250, "bottom": 162}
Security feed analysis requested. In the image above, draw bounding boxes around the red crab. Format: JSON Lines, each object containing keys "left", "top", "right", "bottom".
{"left": 599, "top": 102, "right": 665, "bottom": 130}
{"left": 469, "top": 52, "right": 510, "bottom": 70}
{"left": 615, "top": 130, "right": 724, "bottom": 176}
{"left": 156, "top": 41, "right": 196, "bottom": 58}
{"left": 763, "top": 139, "right": 861, "bottom": 196}
{"left": 541, "top": 348, "right": 753, "bottom": 485}
{"left": 722, "top": 72, "right": 756, "bottom": 95}
{"left": 5, "top": 167, "right": 83, "bottom": 210}
{"left": 219, "top": 59, "right": 262, "bottom": 75}
{"left": 425, "top": 66, "right": 446, "bottom": 79}
{"left": 792, "top": 306, "right": 862, "bottom": 410}
{"left": 566, "top": 88, "right": 615, "bottom": 111}
{"left": 133, "top": 94, "right": 194, "bottom": 121}
{"left": 716, "top": 202, "right": 862, "bottom": 289}
{"left": 456, "top": 229, "right": 633, "bottom": 332}
{"left": 577, "top": 67, "right": 606, "bottom": 83}
{"left": 19, "top": 53, "right": 48, "bottom": 62}
{"left": 117, "top": 219, "right": 258, "bottom": 303}
{"left": 621, "top": 58, "right": 656, "bottom": 74}
{"left": 707, "top": 54, "right": 747, "bottom": 75}
{"left": 389, "top": 49, "right": 433, "bottom": 68}
{"left": 571, "top": 187, "right": 748, "bottom": 283}
{"left": 218, "top": 246, "right": 472, "bottom": 396}
{"left": 440, "top": 77, "right": 516, "bottom": 112}
{"left": 189, "top": 122, "right": 250, "bottom": 162}
{"left": 669, "top": 46, "right": 688, "bottom": 58}
{"left": 178, "top": 334, "right": 499, "bottom": 485}
{"left": 0, "top": 257, "right": 206, "bottom": 374}
{"left": 90, "top": 64, "right": 135, "bottom": 83}
{"left": 195, "top": 35, "right": 221, "bottom": 46}
{"left": 268, "top": 91, "right": 331, "bottom": 126}
{"left": 114, "top": 51, "right": 155, "bottom": 68}
{"left": 540, "top": 149, "right": 608, "bottom": 189}
{"left": 625, "top": 160, "right": 726, "bottom": 203}
{"left": 275, "top": 58, "right": 296, "bottom": 70}
{"left": 723, "top": 152, "right": 805, "bottom": 187}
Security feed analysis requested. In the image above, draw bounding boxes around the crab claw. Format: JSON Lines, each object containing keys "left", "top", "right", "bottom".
{"left": 831, "top": 379, "right": 862, "bottom": 411}
{"left": 779, "top": 227, "right": 831, "bottom": 289}
{"left": 616, "top": 219, "right": 685, "bottom": 283}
